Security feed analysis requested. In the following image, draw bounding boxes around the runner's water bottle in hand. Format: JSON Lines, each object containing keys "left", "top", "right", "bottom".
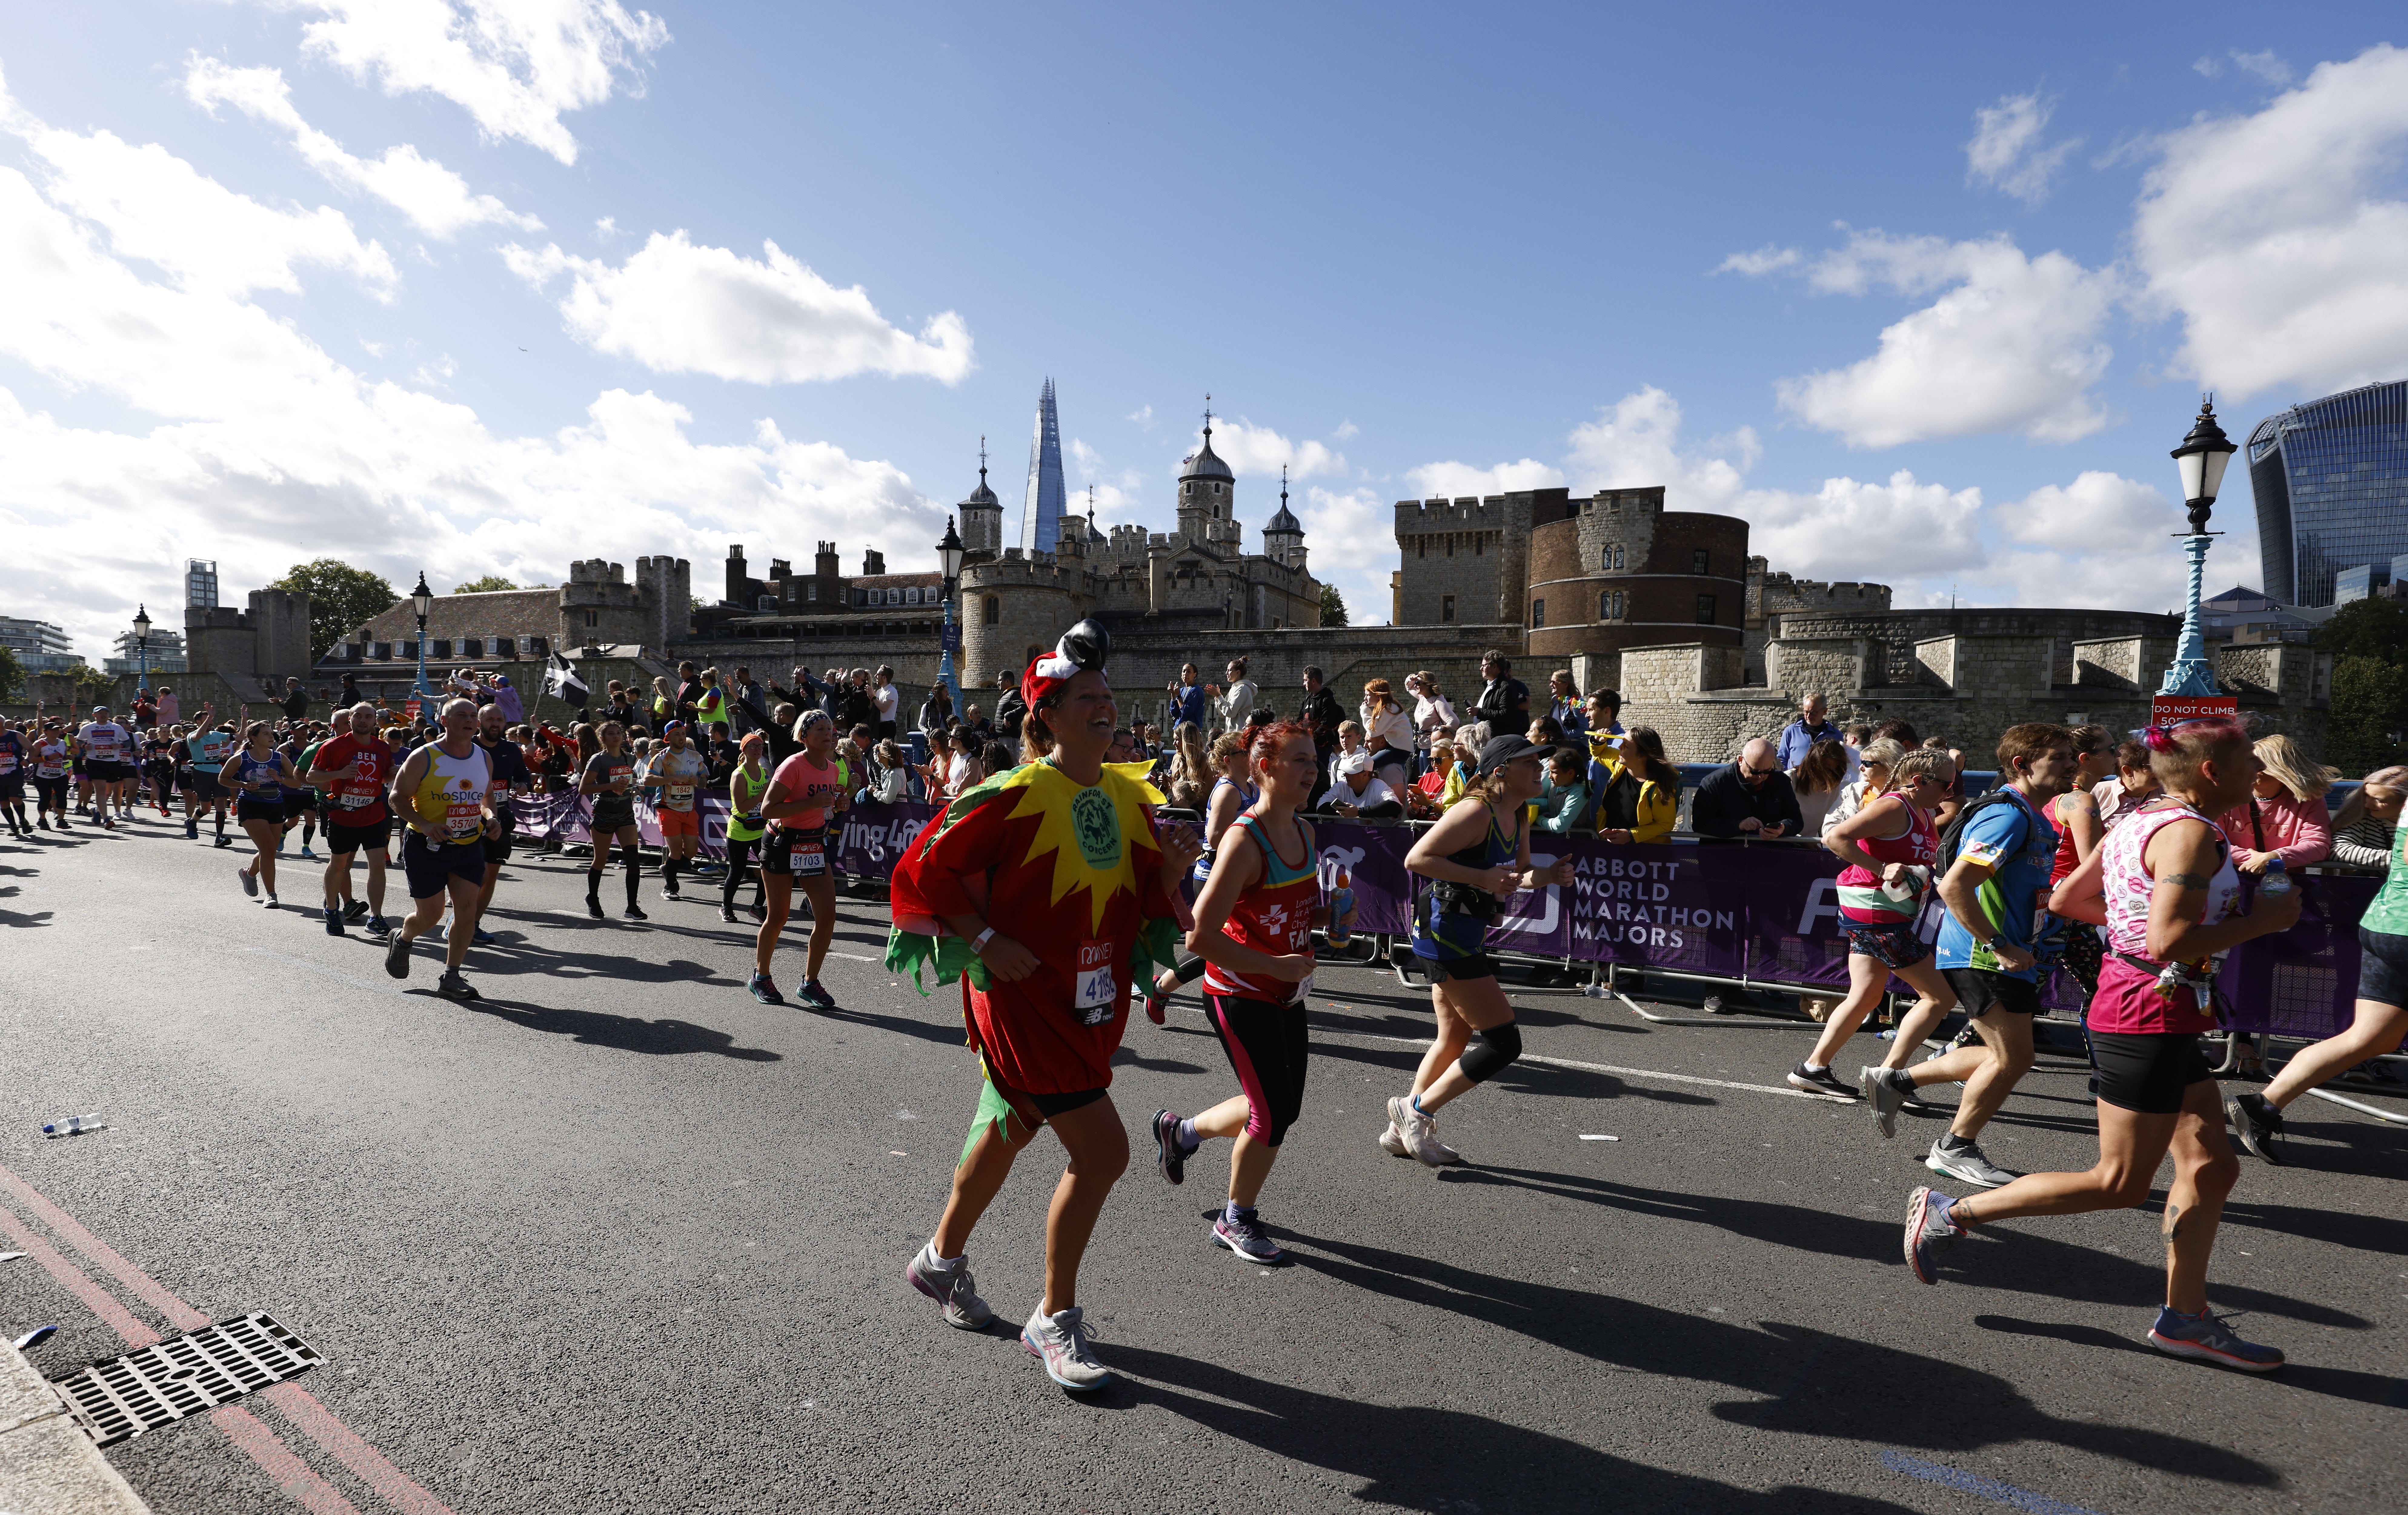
{"left": 1326, "top": 867, "right": 1355, "bottom": 947}
{"left": 2257, "top": 857, "right": 2292, "bottom": 900}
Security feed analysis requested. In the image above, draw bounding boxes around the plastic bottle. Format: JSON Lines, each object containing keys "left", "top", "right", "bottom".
{"left": 1325, "top": 868, "right": 1355, "bottom": 947}
{"left": 41, "top": 1115, "right": 106, "bottom": 1139}
{"left": 2257, "top": 857, "right": 2292, "bottom": 900}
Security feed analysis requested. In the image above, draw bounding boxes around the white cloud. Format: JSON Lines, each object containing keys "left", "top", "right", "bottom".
{"left": 1126, "top": 403, "right": 1153, "bottom": 427}
{"left": 2228, "top": 49, "right": 2293, "bottom": 86}
{"left": 1563, "top": 386, "right": 1755, "bottom": 509}
{"left": 1964, "top": 471, "right": 2230, "bottom": 612}
{"left": 1330, "top": 419, "right": 1359, "bottom": 440}
{"left": 2132, "top": 44, "right": 2408, "bottom": 400}
{"left": 594, "top": 214, "right": 616, "bottom": 238}
{"left": 504, "top": 231, "right": 974, "bottom": 385}
{"left": 1296, "top": 486, "right": 1390, "bottom": 625}
{"left": 1714, "top": 244, "right": 1800, "bottom": 277}
{"left": 1770, "top": 230, "right": 2118, "bottom": 446}
{"left": 184, "top": 57, "right": 539, "bottom": 237}
{"left": 280, "top": 0, "right": 669, "bottom": 165}
{"left": 1740, "top": 472, "right": 1988, "bottom": 584}
{"left": 1965, "top": 91, "right": 2080, "bottom": 206}
{"left": 1192, "top": 418, "right": 1345, "bottom": 479}
{"left": 2, "top": 66, "right": 394, "bottom": 300}
{"left": 2193, "top": 56, "right": 2224, "bottom": 80}
{"left": 1402, "top": 459, "right": 1563, "bottom": 498}
{"left": 0, "top": 85, "right": 945, "bottom": 663}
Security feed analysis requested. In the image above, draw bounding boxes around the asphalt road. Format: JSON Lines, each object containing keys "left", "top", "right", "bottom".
{"left": 2, "top": 813, "right": 2403, "bottom": 1515}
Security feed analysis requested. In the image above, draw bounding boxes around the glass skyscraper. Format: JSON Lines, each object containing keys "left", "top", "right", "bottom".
{"left": 2247, "top": 377, "right": 2408, "bottom": 606}
{"left": 1018, "top": 377, "right": 1067, "bottom": 555}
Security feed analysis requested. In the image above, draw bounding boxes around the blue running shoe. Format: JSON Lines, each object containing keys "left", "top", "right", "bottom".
{"left": 1903, "top": 1185, "right": 1962, "bottom": 1285}
{"left": 796, "top": 979, "right": 837, "bottom": 1009}
{"left": 472, "top": 929, "right": 497, "bottom": 945}
{"left": 2149, "top": 1308, "right": 2284, "bottom": 1372}
{"left": 747, "top": 973, "right": 783, "bottom": 1005}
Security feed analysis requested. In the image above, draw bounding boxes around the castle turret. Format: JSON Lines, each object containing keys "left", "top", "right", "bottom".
{"left": 1176, "top": 401, "right": 1241, "bottom": 551}
{"left": 960, "top": 440, "right": 1005, "bottom": 558}
{"left": 1263, "top": 465, "right": 1306, "bottom": 572}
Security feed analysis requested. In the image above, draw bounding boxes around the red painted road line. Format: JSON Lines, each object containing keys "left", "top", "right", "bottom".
{"left": 0, "top": 1164, "right": 208, "bottom": 1330}
{"left": 265, "top": 1384, "right": 461, "bottom": 1515}
{"left": 0, "top": 1164, "right": 461, "bottom": 1515}
{"left": 0, "top": 1204, "right": 159, "bottom": 1348}
{"left": 212, "top": 1404, "right": 369, "bottom": 1515}
{"left": 0, "top": 1198, "right": 363, "bottom": 1515}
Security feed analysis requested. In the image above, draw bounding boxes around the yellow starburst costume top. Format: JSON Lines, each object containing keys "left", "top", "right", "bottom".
{"left": 885, "top": 756, "right": 1183, "bottom": 1099}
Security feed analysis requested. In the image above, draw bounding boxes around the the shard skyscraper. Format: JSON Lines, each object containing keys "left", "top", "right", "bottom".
{"left": 1019, "top": 377, "right": 1068, "bottom": 555}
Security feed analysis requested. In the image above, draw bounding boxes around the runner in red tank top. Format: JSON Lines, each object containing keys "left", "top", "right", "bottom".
{"left": 1150, "top": 722, "right": 1325, "bottom": 1264}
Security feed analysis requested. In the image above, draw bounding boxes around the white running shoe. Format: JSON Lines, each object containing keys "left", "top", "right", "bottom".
{"left": 1021, "top": 1304, "right": 1111, "bottom": 1392}
{"left": 1387, "top": 1095, "right": 1462, "bottom": 1167}
{"left": 1925, "top": 1138, "right": 2016, "bottom": 1189}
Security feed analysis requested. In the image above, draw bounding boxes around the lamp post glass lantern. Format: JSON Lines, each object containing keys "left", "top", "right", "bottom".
{"left": 410, "top": 571, "right": 434, "bottom": 701}
{"left": 935, "top": 517, "right": 966, "bottom": 717}
{"left": 2157, "top": 397, "right": 2241, "bottom": 703}
{"left": 132, "top": 604, "right": 150, "bottom": 691}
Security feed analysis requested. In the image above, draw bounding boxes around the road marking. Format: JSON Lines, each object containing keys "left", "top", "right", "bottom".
{"left": 1880, "top": 1450, "right": 2102, "bottom": 1515}
{"left": 0, "top": 1162, "right": 460, "bottom": 1515}
{"left": 1337, "top": 1030, "right": 1830, "bottom": 1101}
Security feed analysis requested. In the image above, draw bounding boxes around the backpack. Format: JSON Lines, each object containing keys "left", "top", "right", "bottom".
{"left": 1935, "top": 787, "right": 2030, "bottom": 874}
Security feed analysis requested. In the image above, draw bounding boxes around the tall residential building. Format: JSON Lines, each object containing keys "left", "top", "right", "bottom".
{"left": 1018, "top": 378, "right": 1068, "bottom": 556}
{"left": 105, "top": 625, "right": 188, "bottom": 675}
{"left": 0, "top": 615, "right": 81, "bottom": 672}
{"left": 2246, "top": 378, "right": 2408, "bottom": 606}
{"left": 186, "top": 558, "right": 220, "bottom": 608}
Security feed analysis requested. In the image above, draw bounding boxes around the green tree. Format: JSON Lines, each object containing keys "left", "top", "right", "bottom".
{"left": 2314, "top": 597, "right": 2408, "bottom": 665}
{"left": 450, "top": 575, "right": 518, "bottom": 594}
{"left": 2324, "top": 655, "right": 2408, "bottom": 775}
{"left": 1319, "top": 583, "right": 1349, "bottom": 628}
{"left": 0, "top": 644, "right": 23, "bottom": 701}
{"left": 269, "top": 559, "right": 400, "bottom": 662}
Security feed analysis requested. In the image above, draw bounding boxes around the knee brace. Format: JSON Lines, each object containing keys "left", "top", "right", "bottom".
{"left": 1456, "top": 1021, "right": 1524, "bottom": 1084}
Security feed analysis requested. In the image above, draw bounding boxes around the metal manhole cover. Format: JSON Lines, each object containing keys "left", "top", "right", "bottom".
{"left": 49, "top": 1313, "right": 321, "bottom": 1445}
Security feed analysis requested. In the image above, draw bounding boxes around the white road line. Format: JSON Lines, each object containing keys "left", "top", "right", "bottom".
{"left": 1334, "top": 1028, "right": 1832, "bottom": 1101}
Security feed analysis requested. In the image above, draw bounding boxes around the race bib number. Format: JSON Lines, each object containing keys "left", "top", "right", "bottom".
{"left": 666, "top": 783, "right": 694, "bottom": 807}
{"left": 789, "top": 838, "right": 825, "bottom": 875}
{"left": 1074, "top": 939, "right": 1118, "bottom": 1025}
{"left": 1288, "top": 972, "right": 1315, "bottom": 1005}
{"left": 0, "top": 752, "right": 14, "bottom": 775}
{"left": 337, "top": 793, "right": 375, "bottom": 810}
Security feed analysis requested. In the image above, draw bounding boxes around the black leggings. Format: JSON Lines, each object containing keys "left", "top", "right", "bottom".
{"left": 1205, "top": 994, "right": 1310, "bottom": 1147}
{"left": 588, "top": 838, "right": 642, "bottom": 905}
{"left": 722, "top": 837, "right": 766, "bottom": 911}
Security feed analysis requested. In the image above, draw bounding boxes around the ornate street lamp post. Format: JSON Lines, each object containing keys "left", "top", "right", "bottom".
{"left": 935, "top": 517, "right": 966, "bottom": 719}
{"left": 2156, "top": 397, "right": 2240, "bottom": 707}
{"left": 411, "top": 571, "right": 434, "bottom": 704}
{"left": 132, "top": 604, "right": 151, "bottom": 691}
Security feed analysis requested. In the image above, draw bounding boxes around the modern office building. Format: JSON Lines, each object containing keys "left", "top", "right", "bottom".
{"left": 2247, "top": 378, "right": 2408, "bottom": 606}
{"left": 0, "top": 615, "right": 82, "bottom": 673}
{"left": 1017, "top": 378, "right": 1069, "bottom": 556}
{"left": 103, "top": 625, "right": 188, "bottom": 676}
{"left": 186, "top": 558, "right": 220, "bottom": 608}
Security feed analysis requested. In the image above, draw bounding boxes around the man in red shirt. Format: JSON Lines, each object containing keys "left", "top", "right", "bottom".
{"left": 309, "top": 702, "right": 397, "bottom": 937}
{"left": 888, "top": 623, "right": 1201, "bottom": 1393}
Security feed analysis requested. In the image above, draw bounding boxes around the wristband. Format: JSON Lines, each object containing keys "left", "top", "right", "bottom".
{"left": 970, "top": 927, "right": 995, "bottom": 954}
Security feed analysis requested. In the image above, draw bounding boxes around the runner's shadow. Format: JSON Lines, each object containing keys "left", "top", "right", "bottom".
{"left": 1275, "top": 1231, "right": 2273, "bottom": 1485}
{"left": 1109, "top": 1046, "right": 1206, "bottom": 1074}
{"left": 803, "top": 1001, "right": 976, "bottom": 1049}
{"left": 0, "top": 909, "right": 53, "bottom": 927}
{"left": 482, "top": 940, "right": 738, "bottom": 987}
{"left": 2215, "top": 1198, "right": 2408, "bottom": 1256}
{"left": 446, "top": 996, "right": 781, "bottom": 1060}
{"left": 1443, "top": 1166, "right": 2363, "bottom": 1328}
{"left": 1104, "top": 1344, "right": 1923, "bottom": 1515}
{"left": 1972, "top": 1314, "right": 2402, "bottom": 1404}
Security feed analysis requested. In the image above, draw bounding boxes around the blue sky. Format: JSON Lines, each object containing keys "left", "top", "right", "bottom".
{"left": 6, "top": 3, "right": 2407, "bottom": 660}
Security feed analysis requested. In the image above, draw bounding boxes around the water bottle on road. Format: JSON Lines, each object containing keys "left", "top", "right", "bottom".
{"left": 42, "top": 1114, "right": 106, "bottom": 1139}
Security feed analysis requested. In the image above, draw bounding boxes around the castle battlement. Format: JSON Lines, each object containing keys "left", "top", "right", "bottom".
{"left": 1394, "top": 496, "right": 1512, "bottom": 529}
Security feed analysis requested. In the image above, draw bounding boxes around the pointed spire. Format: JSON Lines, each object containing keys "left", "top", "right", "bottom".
{"left": 978, "top": 434, "right": 988, "bottom": 487}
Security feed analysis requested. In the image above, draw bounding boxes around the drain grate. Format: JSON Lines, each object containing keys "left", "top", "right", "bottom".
{"left": 50, "top": 1313, "right": 321, "bottom": 1445}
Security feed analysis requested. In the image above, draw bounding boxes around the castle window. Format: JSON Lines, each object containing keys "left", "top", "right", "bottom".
{"left": 1417, "top": 538, "right": 1425, "bottom": 559}
{"left": 1692, "top": 549, "right": 1710, "bottom": 575}
{"left": 1446, "top": 537, "right": 1454, "bottom": 557}
{"left": 584, "top": 611, "right": 597, "bottom": 628}
{"left": 982, "top": 594, "right": 1000, "bottom": 625}
{"left": 1614, "top": 545, "right": 1625, "bottom": 570}
{"left": 1599, "top": 590, "right": 1613, "bottom": 620}
{"left": 1441, "top": 594, "right": 1456, "bottom": 623}
{"left": 1474, "top": 535, "right": 1483, "bottom": 555}
{"left": 1696, "top": 593, "right": 1717, "bottom": 625}
{"left": 1530, "top": 598, "right": 1545, "bottom": 629}
{"left": 805, "top": 582, "right": 818, "bottom": 602}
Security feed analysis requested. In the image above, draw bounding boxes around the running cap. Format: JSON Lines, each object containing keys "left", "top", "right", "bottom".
{"left": 661, "top": 721, "right": 688, "bottom": 733}
{"left": 1337, "top": 748, "right": 1376, "bottom": 776}
{"left": 1020, "top": 618, "right": 1112, "bottom": 713}
{"left": 1473, "top": 733, "right": 1576, "bottom": 777}
{"left": 492, "top": 674, "right": 510, "bottom": 685}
